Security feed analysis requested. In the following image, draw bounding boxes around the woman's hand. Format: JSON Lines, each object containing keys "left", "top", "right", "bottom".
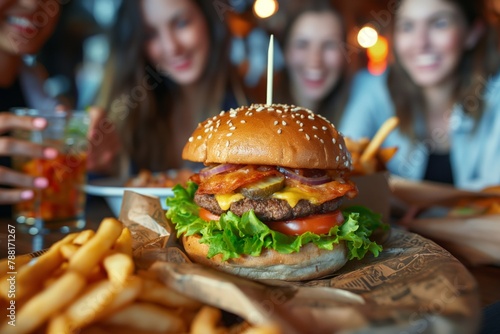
{"left": 0, "top": 112, "right": 57, "bottom": 204}
{"left": 86, "top": 106, "right": 122, "bottom": 175}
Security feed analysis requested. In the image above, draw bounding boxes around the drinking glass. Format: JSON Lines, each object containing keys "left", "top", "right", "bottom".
{"left": 11, "top": 108, "right": 90, "bottom": 234}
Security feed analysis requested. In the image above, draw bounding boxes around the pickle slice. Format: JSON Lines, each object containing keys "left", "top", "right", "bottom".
{"left": 239, "top": 175, "right": 286, "bottom": 199}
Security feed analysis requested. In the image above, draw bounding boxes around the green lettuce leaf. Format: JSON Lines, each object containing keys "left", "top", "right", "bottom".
{"left": 166, "top": 181, "right": 387, "bottom": 261}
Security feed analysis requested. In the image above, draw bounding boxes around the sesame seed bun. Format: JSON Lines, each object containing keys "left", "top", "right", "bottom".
{"left": 183, "top": 104, "right": 352, "bottom": 170}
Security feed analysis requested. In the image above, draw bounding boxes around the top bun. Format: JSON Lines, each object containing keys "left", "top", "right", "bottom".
{"left": 183, "top": 104, "right": 352, "bottom": 170}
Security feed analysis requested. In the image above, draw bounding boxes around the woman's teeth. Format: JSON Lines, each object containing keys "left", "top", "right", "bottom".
{"left": 304, "top": 70, "right": 322, "bottom": 81}
{"left": 7, "top": 16, "right": 32, "bottom": 28}
{"left": 415, "top": 54, "right": 438, "bottom": 67}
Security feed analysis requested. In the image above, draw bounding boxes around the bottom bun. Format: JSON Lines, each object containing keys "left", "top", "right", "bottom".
{"left": 182, "top": 234, "right": 348, "bottom": 281}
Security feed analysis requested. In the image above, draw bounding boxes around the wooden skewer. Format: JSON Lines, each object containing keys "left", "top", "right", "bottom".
{"left": 266, "top": 34, "right": 274, "bottom": 106}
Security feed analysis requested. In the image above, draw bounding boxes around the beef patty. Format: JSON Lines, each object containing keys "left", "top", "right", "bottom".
{"left": 194, "top": 193, "right": 343, "bottom": 222}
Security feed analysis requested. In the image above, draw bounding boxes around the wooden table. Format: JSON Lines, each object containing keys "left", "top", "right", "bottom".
{"left": 1, "top": 196, "right": 499, "bottom": 309}
{"left": 469, "top": 265, "right": 500, "bottom": 308}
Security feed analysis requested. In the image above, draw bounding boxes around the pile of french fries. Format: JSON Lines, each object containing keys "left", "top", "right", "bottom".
{"left": 449, "top": 196, "right": 500, "bottom": 217}
{"left": 0, "top": 218, "right": 281, "bottom": 334}
{"left": 345, "top": 137, "right": 397, "bottom": 175}
{"left": 345, "top": 117, "right": 399, "bottom": 175}
{"left": 125, "top": 169, "right": 192, "bottom": 188}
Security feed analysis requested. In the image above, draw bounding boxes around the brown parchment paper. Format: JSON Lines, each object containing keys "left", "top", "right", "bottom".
{"left": 347, "top": 172, "right": 391, "bottom": 223}
{"left": 119, "top": 191, "right": 481, "bottom": 334}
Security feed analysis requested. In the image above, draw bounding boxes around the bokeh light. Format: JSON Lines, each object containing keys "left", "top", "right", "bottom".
{"left": 367, "top": 60, "right": 387, "bottom": 75}
{"left": 366, "top": 35, "right": 388, "bottom": 75}
{"left": 253, "top": 0, "right": 278, "bottom": 19}
{"left": 367, "top": 35, "right": 388, "bottom": 62}
{"left": 357, "top": 26, "right": 378, "bottom": 48}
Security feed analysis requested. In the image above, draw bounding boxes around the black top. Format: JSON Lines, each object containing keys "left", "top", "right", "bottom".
{"left": 128, "top": 86, "right": 242, "bottom": 175}
{"left": 0, "top": 78, "right": 27, "bottom": 111}
{"left": 424, "top": 152, "right": 454, "bottom": 185}
{"left": 0, "top": 78, "right": 28, "bottom": 217}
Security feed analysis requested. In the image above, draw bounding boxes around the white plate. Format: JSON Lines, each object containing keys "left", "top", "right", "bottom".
{"left": 84, "top": 178, "right": 174, "bottom": 217}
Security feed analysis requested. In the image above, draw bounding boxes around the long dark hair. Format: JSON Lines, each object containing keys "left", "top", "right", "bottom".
{"left": 387, "top": 0, "right": 500, "bottom": 138}
{"left": 97, "top": 0, "right": 232, "bottom": 171}
{"left": 276, "top": 0, "right": 349, "bottom": 125}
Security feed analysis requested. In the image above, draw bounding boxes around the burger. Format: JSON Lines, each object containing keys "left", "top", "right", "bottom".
{"left": 167, "top": 104, "right": 385, "bottom": 281}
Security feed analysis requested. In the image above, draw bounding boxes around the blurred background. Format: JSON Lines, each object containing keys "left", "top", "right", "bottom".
{"left": 36, "top": 0, "right": 500, "bottom": 110}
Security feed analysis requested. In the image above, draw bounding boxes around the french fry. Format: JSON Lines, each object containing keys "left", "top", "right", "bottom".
{"left": 345, "top": 118, "right": 399, "bottom": 175}
{"left": 360, "top": 116, "right": 399, "bottom": 165}
{"left": 179, "top": 308, "right": 200, "bottom": 328}
{"left": 0, "top": 254, "right": 32, "bottom": 277}
{"left": 73, "top": 229, "right": 96, "bottom": 245}
{"left": 226, "top": 321, "right": 252, "bottom": 333}
{"left": 47, "top": 314, "right": 72, "bottom": 334}
{"left": 0, "top": 233, "right": 77, "bottom": 300}
{"left": 86, "top": 265, "right": 107, "bottom": 284}
{"left": 450, "top": 197, "right": 500, "bottom": 217}
{"left": 19, "top": 249, "right": 65, "bottom": 294}
{"left": 190, "top": 306, "right": 227, "bottom": 334}
{"left": 486, "top": 201, "right": 500, "bottom": 214}
{"left": 138, "top": 276, "right": 202, "bottom": 310}
{"left": 103, "top": 252, "right": 134, "bottom": 286}
{"left": 44, "top": 262, "right": 69, "bottom": 287}
{"left": 481, "top": 185, "right": 500, "bottom": 195}
{"left": 242, "top": 323, "right": 283, "bottom": 334}
{"left": 82, "top": 324, "right": 164, "bottom": 334}
{"left": 64, "top": 279, "right": 120, "bottom": 329}
{"left": 63, "top": 276, "right": 142, "bottom": 330}
{"left": 60, "top": 243, "right": 80, "bottom": 260}
{"left": 102, "top": 302, "right": 187, "bottom": 333}
{"left": 125, "top": 168, "right": 192, "bottom": 187}
{"left": 47, "top": 232, "right": 79, "bottom": 249}
{"left": 344, "top": 137, "right": 369, "bottom": 153}
{"left": 79, "top": 325, "right": 114, "bottom": 334}
{"left": 113, "top": 227, "right": 133, "bottom": 256}
{"left": 377, "top": 146, "right": 398, "bottom": 165}
{"left": 0, "top": 271, "right": 86, "bottom": 334}
{"left": 97, "top": 276, "right": 143, "bottom": 321}
{"left": 68, "top": 218, "right": 123, "bottom": 276}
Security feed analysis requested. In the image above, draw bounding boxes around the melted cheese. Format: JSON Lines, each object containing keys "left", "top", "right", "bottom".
{"left": 215, "top": 193, "right": 244, "bottom": 210}
{"left": 272, "top": 187, "right": 319, "bottom": 207}
{"left": 214, "top": 187, "right": 319, "bottom": 211}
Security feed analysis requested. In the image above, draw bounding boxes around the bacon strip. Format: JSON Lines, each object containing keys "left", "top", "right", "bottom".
{"left": 288, "top": 178, "right": 358, "bottom": 203}
{"left": 193, "top": 165, "right": 358, "bottom": 204}
{"left": 196, "top": 166, "right": 281, "bottom": 195}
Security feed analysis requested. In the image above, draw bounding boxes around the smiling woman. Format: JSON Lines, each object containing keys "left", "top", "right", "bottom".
{"left": 340, "top": 0, "right": 500, "bottom": 191}
{"left": 275, "top": 0, "right": 349, "bottom": 125}
{"left": 94, "top": 0, "right": 249, "bottom": 176}
{"left": 393, "top": 0, "right": 478, "bottom": 90}
{"left": 141, "top": 0, "right": 210, "bottom": 87}
{"left": 0, "top": 0, "right": 60, "bottom": 57}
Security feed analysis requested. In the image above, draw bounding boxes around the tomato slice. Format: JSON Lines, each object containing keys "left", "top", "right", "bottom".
{"left": 199, "top": 208, "right": 344, "bottom": 236}
{"left": 199, "top": 208, "right": 221, "bottom": 222}
{"left": 267, "top": 211, "right": 344, "bottom": 236}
